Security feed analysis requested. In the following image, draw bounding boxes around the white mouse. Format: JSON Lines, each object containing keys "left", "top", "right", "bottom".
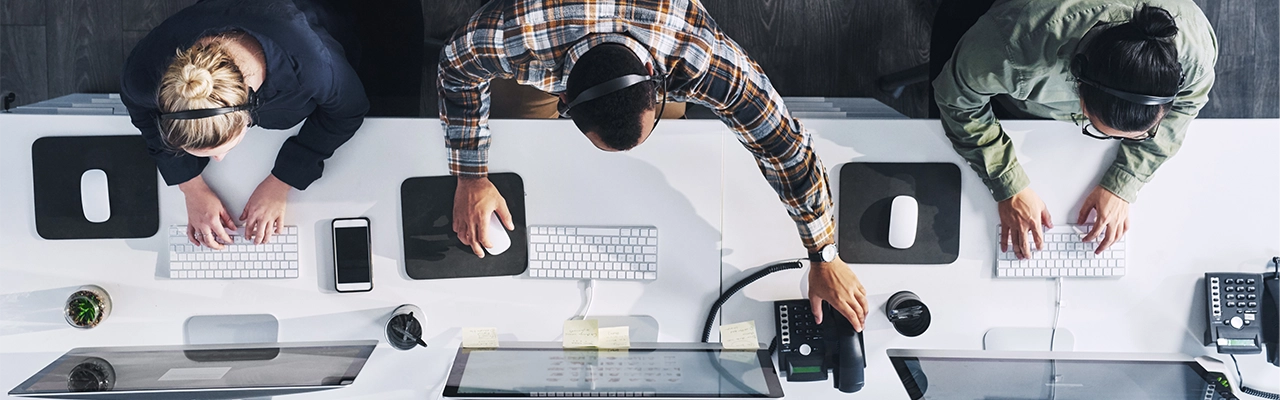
{"left": 483, "top": 212, "right": 511, "bottom": 256}
{"left": 80, "top": 169, "right": 111, "bottom": 223}
{"left": 888, "top": 195, "right": 918, "bottom": 249}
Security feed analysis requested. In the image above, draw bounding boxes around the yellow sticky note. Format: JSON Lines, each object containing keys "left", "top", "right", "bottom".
{"left": 719, "top": 320, "right": 759, "bottom": 350}
{"left": 461, "top": 327, "right": 499, "bottom": 348}
{"left": 597, "top": 326, "right": 630, "bottom": 349}
{"left": 563, "top": 319, "right": 599, "bottom": 348}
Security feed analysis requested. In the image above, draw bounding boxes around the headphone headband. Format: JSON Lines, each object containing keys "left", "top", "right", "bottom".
{"left": 564, "top": 74, "right": 657, "bottom": 111}
{"left": 1071, "top": 55, "right": 1178, "bottom": 106}
{"left": 159, "top": 88, "right": 260, "bottom": 121}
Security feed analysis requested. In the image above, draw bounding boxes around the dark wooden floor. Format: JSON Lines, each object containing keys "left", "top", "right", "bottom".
{"left": 2, "top": 0, "right": 1276, "bottom": 118}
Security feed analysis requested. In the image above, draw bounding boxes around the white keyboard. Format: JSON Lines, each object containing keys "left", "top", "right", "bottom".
{"left": 995, "top": 224, "right": 1126, "bottom": 278}
{"left": 167, "top": 225, "right": 300, "bottom": 279}
{"left": 527, "top": 225, "right": 658, "bottom": 281}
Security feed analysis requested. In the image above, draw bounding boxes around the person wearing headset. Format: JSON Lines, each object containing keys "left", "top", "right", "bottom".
{"left": 932, "top": 1, "right": 1216, "bottom": 259}
{"left": 121, "top": 0, "right": 368, "bottom": 249}
{"left": 439, "top": 0, "right": 869, "bottom": 329}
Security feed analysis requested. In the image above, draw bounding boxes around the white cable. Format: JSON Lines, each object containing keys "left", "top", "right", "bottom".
{"left": 571, "top": 279, "right": 595, "bottom": 320}
{"left": 1050, "top": 277, "right": 1063, "bottom": 351}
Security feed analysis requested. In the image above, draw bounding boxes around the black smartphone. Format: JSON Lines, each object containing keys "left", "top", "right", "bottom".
{"left": 332, "top": 217, "right": 372, "bottom": 292}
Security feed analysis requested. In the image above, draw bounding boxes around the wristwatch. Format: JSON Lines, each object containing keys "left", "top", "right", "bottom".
{"left": 808, "top": 244, "right": 838, "bottom": 263}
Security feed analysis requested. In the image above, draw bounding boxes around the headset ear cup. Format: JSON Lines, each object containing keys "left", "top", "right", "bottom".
{"left": 1071, "top": 54, "right": 1088, "bottom": 79}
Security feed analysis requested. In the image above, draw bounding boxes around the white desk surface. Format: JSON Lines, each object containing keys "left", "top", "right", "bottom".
{"left": 1, "top": 115, "right": 1278, "bottom": 399}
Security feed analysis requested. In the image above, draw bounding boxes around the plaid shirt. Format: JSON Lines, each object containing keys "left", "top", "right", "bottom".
{"left": 438, "top": 0, "right": 834, "bottom": 251}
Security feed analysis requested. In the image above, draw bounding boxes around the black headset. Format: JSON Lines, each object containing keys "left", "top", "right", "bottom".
{"left": 157, "top": 87, "right": 260, "bottom": 124}
{"left": 562, "top": 73, "right": 662, "bottom": 113}
{"left": 1071, "top": 54, "right": 1180, "bottom": 106}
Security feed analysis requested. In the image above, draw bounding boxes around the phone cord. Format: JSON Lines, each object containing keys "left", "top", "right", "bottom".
{"left": 1230, "top": 354, "right": 1280, "bottom": 399}
{"left": 700, "top": 259, "right": 804, "bottom": 344}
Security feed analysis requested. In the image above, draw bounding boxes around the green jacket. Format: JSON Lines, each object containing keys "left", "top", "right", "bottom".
{"left": 933, "top": 0, "right": 1217, "bottom": 202}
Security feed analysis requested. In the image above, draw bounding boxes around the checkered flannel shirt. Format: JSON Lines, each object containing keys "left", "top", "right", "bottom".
{"left": 437, "top": 0, "right": 834, "bottom": 251}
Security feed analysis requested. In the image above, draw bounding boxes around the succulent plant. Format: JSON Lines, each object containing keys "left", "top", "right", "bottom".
{"left": 65, "top": 291, "right": 105, "bottom": 328}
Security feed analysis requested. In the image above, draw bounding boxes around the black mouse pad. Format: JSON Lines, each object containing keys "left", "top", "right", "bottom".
{"left": 32, "top": 135, "right": 160, "bottom": 240}
{"left": 838, "top": 162, "right": 960, "bottom": 264}
{"left": 400, "top": 173, "right": 528, "bottom": 279}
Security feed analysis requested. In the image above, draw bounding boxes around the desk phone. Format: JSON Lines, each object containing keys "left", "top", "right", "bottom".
{"left": 1203, "top": 273, "right": 1264, "bottom": 354}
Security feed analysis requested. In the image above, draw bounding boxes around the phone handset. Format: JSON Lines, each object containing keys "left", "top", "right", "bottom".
{"left": 821, "top": 302, "right": 866, "bottom": 393}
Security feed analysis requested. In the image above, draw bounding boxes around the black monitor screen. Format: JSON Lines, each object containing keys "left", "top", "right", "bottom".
{"left": 9, "top": 342, "right": 375, "bottom": 396}
{"left": 891, "top": 356, "right": 1220, "bottom": 400}
{"left": 445, "top": 347, "right": 784, "bottom": 398}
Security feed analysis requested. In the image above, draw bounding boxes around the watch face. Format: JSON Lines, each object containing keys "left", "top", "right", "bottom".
{"left": 821, "top": 244, "right": 837, "bottom": 262}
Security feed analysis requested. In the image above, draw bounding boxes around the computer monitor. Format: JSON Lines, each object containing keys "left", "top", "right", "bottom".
{"left": 9, "top": 340, "right": 376, "bottom": 399}
{"left": 887, "top": 349, "right": 1238, "bottom": 400}
{"left": 444, "top": 342, "right": 784, "bottom": 399}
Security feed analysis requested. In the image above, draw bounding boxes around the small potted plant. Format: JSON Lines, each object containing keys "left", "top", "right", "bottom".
{"left": 65, "top": 285, "right": 111, "bottom": 329}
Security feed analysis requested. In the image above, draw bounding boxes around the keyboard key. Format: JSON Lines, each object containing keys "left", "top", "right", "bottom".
{"left": 993, "top": 224, "right": 1125, "bottom": 279}
{"left": 528, "top": 225, "right": 658, "bottom": 282}
{"left": 168, "top": 225, "right": 300, "bottom": 280}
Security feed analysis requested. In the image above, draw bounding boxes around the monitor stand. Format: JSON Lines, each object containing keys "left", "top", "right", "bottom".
{"left": 983, "top": 327, "right": 1075, "bottom": 351}
{"left": 184, "top": 314, "right": 280, "bottom": 400}
{"left": 586, "top": 315, "right": 659, "bottom": 342}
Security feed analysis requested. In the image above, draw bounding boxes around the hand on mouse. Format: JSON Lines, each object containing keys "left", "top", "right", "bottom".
{"left": 808, "top": 259, "right": 868, "bottom": 332}
{"left": 240, "top": 174, "right": 291, "bottom": 244}
{"left": 998, "top": 187, "right": 1052, "bottom": 259}
{"left": 1077, "top": 185, "right": 1129, "bottom": 253}
{"left": 454, "top": 176, "right": 513, "bottom": 258}
{"left": 178, "top": 176, "right": 236, "bottom": 249}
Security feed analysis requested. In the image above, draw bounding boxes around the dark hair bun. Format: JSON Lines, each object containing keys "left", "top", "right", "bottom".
{"left": 1132, "top": 5, "right": 1178, "bottom": 39}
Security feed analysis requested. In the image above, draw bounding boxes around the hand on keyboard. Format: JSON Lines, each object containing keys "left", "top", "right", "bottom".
{"left": 1076, "top": 185, "right": 1130, "bottom": 254}
{"left": 178, "top": 176, "right": 237, "bottom": 249}
{"left": 239, "top": 174, "right": 291, "bottom": 245}
{"left": 995, "top": 224, "right": 1127, "bottom": 278}
{"left": 169, "top": 225, "right": 301, "bottom": 279}
{"left": 998, "top": 188, "right": 1053, "bottom": 259}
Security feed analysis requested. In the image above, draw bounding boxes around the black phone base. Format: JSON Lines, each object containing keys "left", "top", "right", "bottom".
{"left": 773, "top": 300, "right": 866, "bottom": 393}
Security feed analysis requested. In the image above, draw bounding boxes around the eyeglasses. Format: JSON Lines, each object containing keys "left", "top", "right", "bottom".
{"left": 1069, "top": 113, "right": 1157, "bottom": 142}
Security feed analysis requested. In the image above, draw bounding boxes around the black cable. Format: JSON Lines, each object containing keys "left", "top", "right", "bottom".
{"left": 701, "top": 259, "right": 805, "bottom": 343}
{"left": 697, "top": 259, "right": 803, "bottom": 397}
{"left": 1229, "top": 354, "right": 1280, "bottom": 399}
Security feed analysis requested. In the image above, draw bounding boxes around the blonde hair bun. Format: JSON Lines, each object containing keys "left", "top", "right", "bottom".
{"left": 157, "top": 40, "right": 251, "bottom": 151}
{"left": 177, "top": 64, "right": 216, "bottom": 100}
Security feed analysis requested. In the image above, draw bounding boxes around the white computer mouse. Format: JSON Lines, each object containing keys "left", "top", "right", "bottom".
{"left": 483, "top": 212, "right": 511, "bottom": 256}
{"left": 80, "top": 169, "right": 110, "bottom": 223}
{"left": 888, "top": 195, "right": 918, "bottom": 249}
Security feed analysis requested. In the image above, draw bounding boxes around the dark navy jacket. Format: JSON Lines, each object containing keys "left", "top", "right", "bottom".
{"left": 121, "top": 0, "right": 367, "bottom": 190}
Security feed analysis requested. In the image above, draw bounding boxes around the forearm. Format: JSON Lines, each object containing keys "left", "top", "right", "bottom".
{"left": 935, "top": 85, "right": 1027, "bottom": 201}
{"left": 1099, "top": 111, "right": 1192, "bottom": 202}
{"left": 177, "top": 175, "right": 211, "bottom": 194}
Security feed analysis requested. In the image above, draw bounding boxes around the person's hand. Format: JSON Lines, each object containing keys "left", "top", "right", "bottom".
{"left": 178, "top": 176, "right": 236, "bottom": 249}
{"left": 240, "top": 174, "right": 291, "bottom": 244}
{"left": 807, "top": 259, "right": 868, "bottom": 331}
{"left": 453, "top": 176, "right": 513, "bottom": 258}
{"left": 1077, "top": 185, "right": 1129, "bottom": 253}
{"left": 998, "top": 187, "right": 1053, "bottom": 259}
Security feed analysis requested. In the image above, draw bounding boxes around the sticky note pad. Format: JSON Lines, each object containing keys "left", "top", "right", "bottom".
{"left": 563, "top": 320, "right": 599, "bottom": 348}
{"left": 719, "top": 320, "right": 759, "bottom": 349}
{"left": 461, "top": 327, "right": 499, "bottom": 348}
{"left": 597, "top": 326, "right": 630, "bottom": 349}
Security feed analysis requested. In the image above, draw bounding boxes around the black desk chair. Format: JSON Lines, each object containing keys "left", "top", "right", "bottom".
{"left": 877, "top": 0, "right": 1018, "bottom": 119}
